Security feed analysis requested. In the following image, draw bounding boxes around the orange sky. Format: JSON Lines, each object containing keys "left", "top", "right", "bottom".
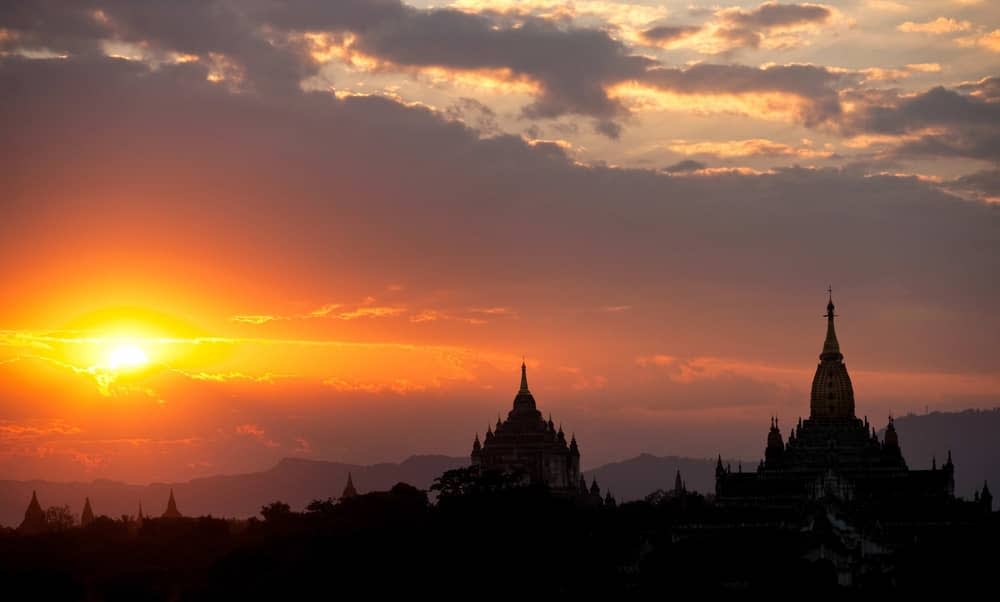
{"left": 1, "top": 0, "right": 999, "bottom": 484}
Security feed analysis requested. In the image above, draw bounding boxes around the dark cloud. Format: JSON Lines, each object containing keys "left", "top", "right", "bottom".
{"left": 663, "top": 159, "right": 707, "bottom": 173}
{"left": 956, "top": 76, "right": 1000, "bottom": 102}
{"left": 1, "top": 0, "right": 656, "bottom": 133}
{"left": 445, "top": 97, "right": 499, "bottom": 136}
{"left": 842, "top": 83, "right": 1000, "bottom": 161}
{"left": 943, "top": 169, "right": 1000, "bottom": 201}
{"left": 640, "top": 25, "right": 700, "bottom": 45}
{"left": 725, "top": 3, "right": 831, "bottom": 29}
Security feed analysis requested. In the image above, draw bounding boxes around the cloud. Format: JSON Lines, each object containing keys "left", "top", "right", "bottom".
{"left": 322, "top": 377, "right": 430, "bottom": 395}
{"left": 897, "top": 17, "right": 972, "bottom": 34}
{"left": 724, "top": 2, "right": 831, "bottom": 29}
{"left": 615, "top": 63, "right": 843, "bottom": 127}
{"left": 639, "top": 25, "right": 701, "bottom": 46}
{"left": 666, "top": 138, "right": 834, "bottom": 159}
{"left": 840, "top": 82, "right": 1000, "bottom": 161}
{"left": 234, "top": 423, "right": 280, "bottom": 448}
{"left": 957, "top": 29, "right": 1000, "bottom": 52}
{"left": 662, "top": 159, "right": 707, "bottom": 173}
{"left": 232, "top": 300, "right": 404, "bottom": 324}
{"left": 264, "top": 0, "right": 654, "bottom": 128}
{"left": 641, "top": 2, "right": 837, "bottom": 54}
{"left": 943, "top": 169, "right": 1000, "bottom": 203}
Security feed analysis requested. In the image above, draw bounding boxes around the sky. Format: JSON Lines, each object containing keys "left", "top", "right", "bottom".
{"left": 1, "top": 0, "right": 998, "bottom": 484}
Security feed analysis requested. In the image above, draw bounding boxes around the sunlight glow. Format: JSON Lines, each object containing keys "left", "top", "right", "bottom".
{"left": 107, "top": 343, "right": 150, "bottom": 371}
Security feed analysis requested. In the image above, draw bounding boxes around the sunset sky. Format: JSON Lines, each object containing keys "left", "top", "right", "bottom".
{"left": 1, "top": 0, "right": 998, "bottom": 484}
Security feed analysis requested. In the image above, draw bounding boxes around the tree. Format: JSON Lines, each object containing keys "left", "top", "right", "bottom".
{"left": 305, "top": 497, "right": 337, "bottom": 515}
{"left": 45, "top": 505, "right": 75, "bottom": 531}
{"left": 431, "top": 466, "right": 528, "bottom": 500}
{"left": 260, "top": 501, "right": 292, "bottom": 522}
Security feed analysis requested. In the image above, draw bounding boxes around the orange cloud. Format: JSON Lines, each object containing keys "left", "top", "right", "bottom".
{"left": 608, "top": 83, "right": 815, "bottom": 124}
{"left": 666, "top": 138, "right": 834, "bottom": 159}
{"left": 0, "top": 420, "right": 83, "bottom": 438}
{"left": 898, "top": 17, "right": 972, "bottom": 34}
{"left": 957, "top": 29, "right": 1000, "bottom": 52}
{"left": 231, "top": 299, "right": 404, "bottom": 324}
{"left": 322, "top": 377, "right": 430, "bottom": 395}
{"left": 235, "top": 423, "right": 279, "bottom": 448}
{"left": 301, "top": 31, "right": 540, "bottom": 95}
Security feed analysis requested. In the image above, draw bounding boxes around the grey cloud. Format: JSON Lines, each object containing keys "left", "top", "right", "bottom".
{"left": 663, "top": 159, "right": 706, "bottom": 173}
{"left": 725, "top": 3, "right": 831, "bottom": 29}
{"left": 640, "top": 25, "right": 700, "bottom": 44}
{"left": 843, "top": 84, "right": 1000, "bottom": 161}
{"left": 943, "top": 170, "right": 1000, "bottom": 201}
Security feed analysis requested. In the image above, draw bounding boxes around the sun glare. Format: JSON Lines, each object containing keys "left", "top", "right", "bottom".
{"left": 107, "top": 343, "right": 150, "bottom": 371}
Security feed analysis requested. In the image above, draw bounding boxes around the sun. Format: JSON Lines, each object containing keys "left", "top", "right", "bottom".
{"left": 107, "top": 343, "right": 150, "bottom": 371}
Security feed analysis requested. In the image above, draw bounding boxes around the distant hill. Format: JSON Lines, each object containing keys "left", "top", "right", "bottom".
{"left": 0, "top": 455, "right": 467, "bottom": 528}
{"left": 890, "top": 408, "right": 1000, "bottom": 498}
{"left": 583, "top": 454, "right": 738, "bottom": 502}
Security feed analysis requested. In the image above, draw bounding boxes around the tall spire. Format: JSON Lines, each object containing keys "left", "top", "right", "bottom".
{"left": 162, "top": 488, "right": 183, "bottom": 518}
{"left": 341, "top": 472, "right": 358, "bottom": 499}
{"left": 810, "top": 290, "right": 855, "bottom": 419}
{"left": 81, "top": 497, "right": 95, "bottom": 527}
{"left": 821, "top": 286, "right": 842, "bottom": 361}
{"left": 519, "top": 360, "right": 530, "bottom": 393}
{"left": 18, "top": 490, "right": 47, "bottom": 534}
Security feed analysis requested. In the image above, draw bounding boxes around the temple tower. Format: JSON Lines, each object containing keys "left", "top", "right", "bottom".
{"left": 810, "top": 291, "right": 856, "bottom": 419}
{"left": 81, "top": 497, "right": 95, "bottom": 527}
{"left": 341, "top": 472, "right": 359, "bottom": 499}
{"left": 17, "top": 491, "right": 47, "bottom": 534}
{"left": 162, "top": 489, "right": 183, "bottom": 518}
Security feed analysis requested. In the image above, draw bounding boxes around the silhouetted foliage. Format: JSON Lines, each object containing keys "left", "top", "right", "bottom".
{"left": 44, "top": 505, "right": 75, "bottom": 532}
{"left": 259, "top": 501, "right": 291, "bottom": 522}
{"left": 0, "top": 475, "right": 995, "bottom": 599}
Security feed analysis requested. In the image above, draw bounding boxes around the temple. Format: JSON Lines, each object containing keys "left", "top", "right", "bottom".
{"left": 17, "top": 491, "right": 47, "bottom": 534}
{"left": 81, "top": 497, "right": 95, "bottom": 527}
{"left": 471, "top": 362, "right": 581, "bottom": 491}
{"left": 162, "top": 489, "right": 183, "bottom": 518}
{"left": 715, "top": 293, "right": 955, "bottom": 507}
{"left": 341, "top": 472, "right": 358, "bottom": 499}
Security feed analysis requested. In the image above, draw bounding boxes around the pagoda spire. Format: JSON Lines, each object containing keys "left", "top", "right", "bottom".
{"left": 519, "top": 360, "right": 530, "bottom": 393}
{"left": 821, "top": 286, "right": 843, "bottom": 361}
{"left": 162, "top": 488, "right": 183, "bottom": 518}
{"left": 341, "top": 472, "right": 358, "bottom": 499}
{"left": 81, "top": 497, "right": 95, "bottom": 527}
{"left": 18, "top": 490, "right": 47, "bottom": 534}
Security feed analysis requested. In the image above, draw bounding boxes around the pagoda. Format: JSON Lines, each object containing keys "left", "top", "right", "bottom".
{"left": 715, "top": 293, "right": 955, "bottom": 506}
{"left": 341, "top": 472, "right": 359, "bottom": 499}
{"left": 162, "top": 489, "right": 183, "bottom": 518}
{"left": 17, "top": 490, "right": 47, "bottom": 534}
{"left": 81, "top": 497, "right": 95, "bottom": 527}
{"left": 470, "top": 362, "right": 581, "bottom": 491}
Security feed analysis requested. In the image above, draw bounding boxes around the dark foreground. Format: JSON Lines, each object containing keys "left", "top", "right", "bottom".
{"left": 1, "top": 470, "right": 996, "bottom": 599}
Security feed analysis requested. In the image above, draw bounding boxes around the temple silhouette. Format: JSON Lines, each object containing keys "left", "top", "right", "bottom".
{"left": 162, "top": 489, "right": 183, "bottom": 518}
{"left": 715, "top": 293, "right": 956, "bottom": 506}
{"left": 471, "top": 361, "right": 583, "bottom": 493}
